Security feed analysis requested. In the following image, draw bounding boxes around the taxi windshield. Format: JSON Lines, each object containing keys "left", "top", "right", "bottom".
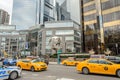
{"left": 31, "top": 59, "right": 41, "bottom": 63}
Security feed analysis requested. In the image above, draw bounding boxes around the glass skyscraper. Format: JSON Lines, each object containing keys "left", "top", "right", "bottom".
{"left": 81, "top": 0, "right": 120, "bottom": 55}
{"left": 12, "top": 0, "right": 56, "bottom": 30}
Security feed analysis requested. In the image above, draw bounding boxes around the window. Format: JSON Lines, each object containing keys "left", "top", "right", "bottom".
{"left": 65, "top": 36, "right": 74, "bottom": 41}
{"left": 61, "top": 15, "right": 65, "bottom": 20}
{"left": 22, "top": 60, "right": 30, "bottom": 63}
{"left": 88, "top": 59, "right": 98, "bottom": 63}
{"left": 56, "top": 30, "right": 74, "bottom": 35}
{"left": 99, "top": 60, "right": 111, "bottom": 65}
{"left": 2, "top": 37, "right": 5, "bottom": 41}
{"left": 46, "top": 30, "right": 52, "bottom": 35}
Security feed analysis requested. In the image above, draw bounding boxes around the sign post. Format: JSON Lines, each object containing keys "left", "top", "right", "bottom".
{"left": 57, "top": 49, "right": 62, "bottom": 64}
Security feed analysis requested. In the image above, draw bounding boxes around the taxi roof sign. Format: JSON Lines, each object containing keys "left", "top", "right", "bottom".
{"left": 90, "top": 55, "right": 105, "bottom": 58}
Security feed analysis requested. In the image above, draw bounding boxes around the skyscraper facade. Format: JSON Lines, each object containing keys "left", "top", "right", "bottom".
{"left": 56, "top": 1, "right": 70, "bottom": 21}
{"left": 0, "top": 9, "right": 10, "bottom": 24}
{"left": 12, "top": 0, "right": 56, "bottom": 30}
{"left": 81, "top": 0, "right": 120, "bottom": 54}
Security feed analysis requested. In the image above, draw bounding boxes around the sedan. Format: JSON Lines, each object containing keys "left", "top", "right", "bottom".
{"left": 62, "top": 59, "right": 79, "bottom": 66}
{"left": 16, "top": 59, "right": 47, "bottom": 72}
{"left": 76, "top": 58, "right": 120, "bottom": 77}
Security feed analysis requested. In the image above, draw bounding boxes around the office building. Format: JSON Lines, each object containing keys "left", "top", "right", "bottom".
{"left": 81, "top": 0, "right": 120, "bottom": 54}
{"left": 12, "top": 0, "right": 56, "bottom": 30}
{"left": 0, "top": 9, "right": 10, "bottom": 24}
{"left": 56, "top": 1, "right": 70, "bottom": 20}
{"left": 37, "top": 21, "right": 81, "bottom": 55}
{"left": 0, "top": 25, "right": 28, "bottom": 55}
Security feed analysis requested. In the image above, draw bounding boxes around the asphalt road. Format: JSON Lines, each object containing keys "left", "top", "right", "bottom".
{"left": 15, "top": 64, "right": 119, "bottom": 80}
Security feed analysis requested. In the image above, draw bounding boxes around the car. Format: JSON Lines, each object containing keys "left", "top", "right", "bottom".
{"left": 76, "top": 58, "right": 120, "bottom": 77}
{"left": 62, "top": 59, "right": 79, "bottom": 66}
{"left": 3, "top": 58, "right": 18, "bottom": 66}
{"left": 16, "top": 59, "right": 47, "bottom": 72}
{"left": 105, "top": 56, "right": 120, "bottom": 64}
{"left": 0, "top": 65, "right": 22, "bottom": 80}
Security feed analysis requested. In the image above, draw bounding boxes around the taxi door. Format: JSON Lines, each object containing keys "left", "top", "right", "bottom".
{"left": 25, "top": 62, "right": 32, "bottom": 70}
{"left": 87, "top": 59, "right": 100, "bottom": 73}
{"left": 21, "top": 61, "right": 29, "bottom": 69}
{"left": 98, "top": 60, "right": 115, "bottom": 74}
{"left": 23, "top": 61, "right": 31, "bottom": 70}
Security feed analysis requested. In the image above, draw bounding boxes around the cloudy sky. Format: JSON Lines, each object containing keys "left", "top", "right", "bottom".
{"left": 0, "top": 0, "right": 65, "bottom": 30}
{"left": 12, "top": 0, "right": 36, "bottom": 30}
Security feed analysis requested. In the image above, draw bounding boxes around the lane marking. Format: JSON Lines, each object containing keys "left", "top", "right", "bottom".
{"left": 56, "top": 78, "right": 75, "bottom": 80}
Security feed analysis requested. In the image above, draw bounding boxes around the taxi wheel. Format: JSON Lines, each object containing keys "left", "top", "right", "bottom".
{"left": 116, "top": 70, "right": 120, "bottom": 77}
{"left": 82, "top": 67, "right": 89, "bottom": 74}
{"left": 64, "top": 63, "right": 67, "bottom": 66}
{"left": 31, "top": 66, "right": 35, "bottom": 72}
{"left": 9, "top": 71, "right": 18, "bottom": 80}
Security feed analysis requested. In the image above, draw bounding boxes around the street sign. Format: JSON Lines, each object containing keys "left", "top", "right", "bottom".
{"left": 57, "top": 49, "right": 62, "bottom": 54}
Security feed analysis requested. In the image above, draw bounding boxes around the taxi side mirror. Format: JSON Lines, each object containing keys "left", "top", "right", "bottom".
{"left": 108, "top": 63, "right": 112, "bottom": 65}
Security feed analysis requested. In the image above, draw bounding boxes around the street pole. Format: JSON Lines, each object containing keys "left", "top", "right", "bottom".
{"left": 57, "top": 49, "right": 62, "bottom": 64}
{"left": 57, "top": 50, "right": 60, "bottom": 64}
{"left": 116, "top": 43, "right": 118, "bottom": 55}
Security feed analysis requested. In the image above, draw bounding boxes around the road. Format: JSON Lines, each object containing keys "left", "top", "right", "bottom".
{"left": 15, "top": 64, "right": 119, "bottom": 80}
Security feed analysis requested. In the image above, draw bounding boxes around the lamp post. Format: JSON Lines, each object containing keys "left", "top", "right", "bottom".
{"left": 116, "top": 43, "right": 118, "bottom": 55}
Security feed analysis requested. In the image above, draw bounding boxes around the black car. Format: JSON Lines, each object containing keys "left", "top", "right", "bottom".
{"left": 105, "top": 56, "right": 120, "bottom": 64}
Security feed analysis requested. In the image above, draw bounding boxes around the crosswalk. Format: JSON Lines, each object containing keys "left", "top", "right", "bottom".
{"left": 21, "top": 72, "right": 75, "bottom": 80}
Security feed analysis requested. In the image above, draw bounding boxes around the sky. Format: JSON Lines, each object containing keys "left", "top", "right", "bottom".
{"left": 12, "top": 0, "right": 36, "bottom": 30}
{"left": 0, "top": 0, "right": 77, "bottom": 30}
{"left": 0, "top": 0, "right": 13, "bottom": 24}
{"left": 0, "top": 0, "right": 64, "bottom": 29}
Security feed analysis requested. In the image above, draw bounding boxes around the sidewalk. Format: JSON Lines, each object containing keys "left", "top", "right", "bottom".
{"left": 49, "top": 62, "right": 62, "bottom": 65}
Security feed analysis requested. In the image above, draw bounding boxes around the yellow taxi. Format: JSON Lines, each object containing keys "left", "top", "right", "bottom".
{"left": 62, "top": 59, "right": 79, "bottom": 66}
{"left": 16, "top": 58, "right": 47, "bottom": 72}
{"left": 76, "top": 58, "right": 120, "bottom": 77}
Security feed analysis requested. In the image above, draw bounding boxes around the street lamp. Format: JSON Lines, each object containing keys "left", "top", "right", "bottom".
{"left": 116, "top": 43, "right": 118, "bottom": 55}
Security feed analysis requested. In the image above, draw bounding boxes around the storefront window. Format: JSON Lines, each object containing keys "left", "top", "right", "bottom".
{"left": 55, "top": 30, "right": 74, "bottom": 35}
{"left": 46, "top": 30, "right": 52, "bottom": 35}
